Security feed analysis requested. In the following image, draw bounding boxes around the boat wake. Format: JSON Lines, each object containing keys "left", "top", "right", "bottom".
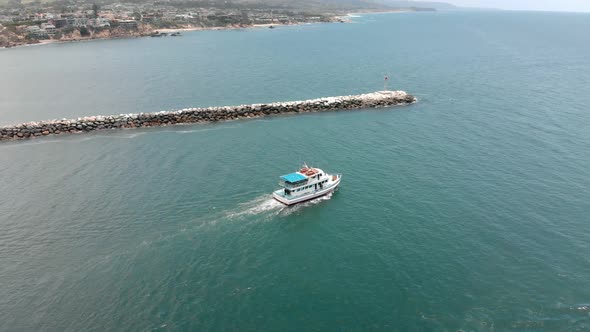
{"left": 225, "top": 192, "right": 335, "bottom": 220}
{"left": 236, "top": 195, "right": 283, "bottom": 216}
{"left": 282, "top": 192, "right": 334, "bottom": 215}
{"left": 225, "top": 195, "right": 284, "bottom": 220}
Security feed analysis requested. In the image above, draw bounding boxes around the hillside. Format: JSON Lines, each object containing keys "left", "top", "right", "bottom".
{"left": 373, "top": 0, "right": 457, "bottom": 10}
{"left": 0, "top": 0, "right": 455, "bottom": 11}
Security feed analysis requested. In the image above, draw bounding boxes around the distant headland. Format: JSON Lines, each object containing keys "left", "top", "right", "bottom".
{"left": 0, "top": 91, "right": 416, "bottom": 141}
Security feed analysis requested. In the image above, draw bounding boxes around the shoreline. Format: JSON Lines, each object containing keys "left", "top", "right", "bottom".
{"left": 0, "top": 9, "right": 419, "bottom": 50}
{"left": 1, "top": 20, "right": 342, "bottom": 50}
{"left": 0, "top": 91, "right": 416, "bottom": 141}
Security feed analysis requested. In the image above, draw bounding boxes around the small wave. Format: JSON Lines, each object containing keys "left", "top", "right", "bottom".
{"left": 0, "top": 138, "right": 65, "bottom": 148}
{"left": 168, "top": 125, "right": 240, "bottom": 134}
{"left": 73, "top": 131, "right": 147, "bottom": 141}
{"left": 115, "top": 132, "right": 146, "bottom": 139}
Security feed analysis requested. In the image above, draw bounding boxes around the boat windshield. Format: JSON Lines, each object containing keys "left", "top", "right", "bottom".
{"left": 279, "top": 179, "right": 307, "bottom": 188}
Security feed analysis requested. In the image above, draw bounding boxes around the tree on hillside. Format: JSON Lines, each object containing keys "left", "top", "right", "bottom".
{"left": 79, "top": 26, "right": 90, "bottom": 36}
{"left": 92, "top": 3, "right": 100, "bottom": 18}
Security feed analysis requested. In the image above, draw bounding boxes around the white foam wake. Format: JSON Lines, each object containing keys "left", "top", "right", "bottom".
{"left": 225, "top": 195, "right": 284, "bottom": 220}
{"left": 279, "top": 192, "right": 334, "bottom": 216}
{"left": 225, "top": 192, "right": 335, "bottom": 220}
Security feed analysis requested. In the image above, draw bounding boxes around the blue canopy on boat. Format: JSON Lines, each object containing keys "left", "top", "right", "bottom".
{"left": 280, "top": 172, "right": 307, "bottom": 183}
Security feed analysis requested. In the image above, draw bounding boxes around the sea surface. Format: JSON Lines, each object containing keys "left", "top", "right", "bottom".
{"left": 1, "top": 11, "right": 590, "bottom": 331}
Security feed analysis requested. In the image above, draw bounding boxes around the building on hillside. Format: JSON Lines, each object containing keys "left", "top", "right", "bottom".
{"left": 40, "top": 23, "right": 56, "bottom": 36}
{"left": 27, "top": 26, "right": 48, "bottom": 38}
{"left": 52, "top": 18, "right": 68, "bottom": 28}
{"left": 118, "top": 20, "right": 138, "bottom": 29}
{"left": 12, "top": 17, "right": 29, "bottom": 23}
{"left": 88, "top": 18, "right": 110, "bottom": 28}
{"left": 174, "top": 14, "right": 193, "bottom": 21}
{"left": 72, "top": 18, "right": 88, "bottom": 27}
{"left": 141, "top": 15, "right": 156, "bottom": 22}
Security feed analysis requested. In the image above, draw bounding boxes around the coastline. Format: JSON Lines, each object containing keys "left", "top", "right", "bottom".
{"left": 1, "top": 20, "right": 342, "bottom": 50}
{"left": 344, "top": 9, "right": 413, "bottom": 16}
{"left": 0, "top": 9, "right": 419, "bottom": 50}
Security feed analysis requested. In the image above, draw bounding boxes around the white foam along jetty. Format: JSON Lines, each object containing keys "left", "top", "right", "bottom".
{"left": 0, "top": 91, "right": 416, "bottom": 141}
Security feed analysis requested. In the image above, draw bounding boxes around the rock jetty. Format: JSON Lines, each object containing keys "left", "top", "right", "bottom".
{"left": 0, "top": 91, "right": 415, "bottom": 141}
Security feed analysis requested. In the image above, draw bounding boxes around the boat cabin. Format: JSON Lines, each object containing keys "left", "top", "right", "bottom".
{"left": 278, "top": 168, "right": 329, "bottom": 196}
{"left": 279, "top": 172, "right": 308, "bottom": 189}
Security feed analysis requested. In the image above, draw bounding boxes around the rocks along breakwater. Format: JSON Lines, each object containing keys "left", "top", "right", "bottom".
{"left": 0, "top": 91, "right": 415, "bottom": 141}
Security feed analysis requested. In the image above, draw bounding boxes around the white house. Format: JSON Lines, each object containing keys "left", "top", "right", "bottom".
{"left": 88, "top": 18, "right": 110, "bottom": 28}
{"left": 72, "top": 17, "right": 88, "bottom": 27}
{"left": 27, "top": 25, "right": 48, "bottom": 38}
{"left": 40, "top": 23, "right": 56, "bottom": 36}
{"left": 118, "top": 20, "right": 138, "bottom": 29}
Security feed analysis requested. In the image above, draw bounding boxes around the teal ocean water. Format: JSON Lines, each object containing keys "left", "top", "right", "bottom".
{"left": 1, "top": 11, "right": 590, "bottom": 331}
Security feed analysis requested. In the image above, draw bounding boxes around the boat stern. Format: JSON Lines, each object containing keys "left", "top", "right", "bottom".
{"left": 273, "top": 190, "right": 293, "bottom": 206}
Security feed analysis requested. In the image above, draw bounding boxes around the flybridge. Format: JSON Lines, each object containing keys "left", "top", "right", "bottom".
{"left": 278, "top": 166, "right": 324, "bottom": 188}
{"left": 280, "top": 173, "right": 308, "bottom": 183}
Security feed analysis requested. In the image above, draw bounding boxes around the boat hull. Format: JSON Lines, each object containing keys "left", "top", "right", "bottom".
{"left": 273, "top": 176, "right": 341, "bottom": 206}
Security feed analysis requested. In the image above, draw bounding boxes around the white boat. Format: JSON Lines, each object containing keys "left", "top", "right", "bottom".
{"left": 273, "top": 165, "right": 342, "bottom": 206}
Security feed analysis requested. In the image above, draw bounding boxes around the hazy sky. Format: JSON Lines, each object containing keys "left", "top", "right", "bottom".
{"left": 438, "top": 0, "right": 590, "bottom": 12}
